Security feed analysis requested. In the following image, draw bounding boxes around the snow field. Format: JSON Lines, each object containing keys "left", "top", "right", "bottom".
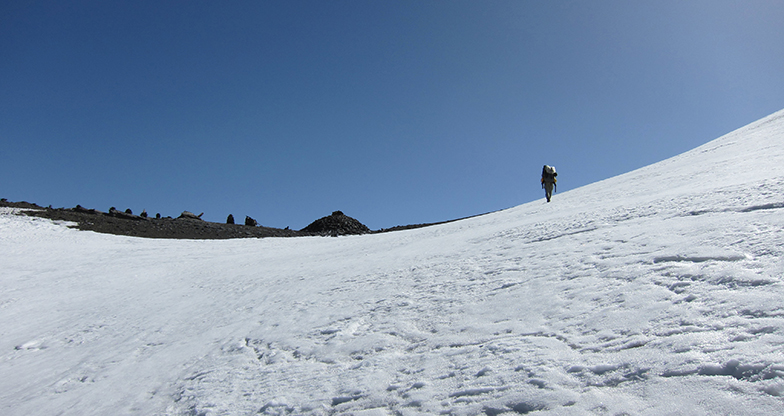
{"left": 1, "top": 109, "right": 784, "bottom": 415}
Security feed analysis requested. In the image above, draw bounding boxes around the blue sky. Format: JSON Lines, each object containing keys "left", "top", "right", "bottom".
{"left": 2, "top": 1, "right": 783, "bottom": 230}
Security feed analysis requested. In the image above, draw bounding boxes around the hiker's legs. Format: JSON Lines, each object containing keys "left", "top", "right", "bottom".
{"left": 544, "top": 182, "right": 553, "bottom": 202}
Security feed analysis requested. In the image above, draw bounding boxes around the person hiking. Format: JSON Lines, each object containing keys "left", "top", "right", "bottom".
{"left": 541, "top": 165, "right": 557, "bottom": 202}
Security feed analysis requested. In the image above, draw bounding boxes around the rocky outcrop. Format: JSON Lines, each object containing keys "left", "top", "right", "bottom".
{"left": 73, "top": 205, "right": 100, "bottom": 215}
{"left": 178, "top": 211, "right": 204, "bottom": 220}
{"left": 0, "top": 200, "right": 306, "bottom": 239}
{"left": 300, "top": 211, "right": 370, "bottom": 236}
{"left": 108, "top": 207, "right": 143, "bottom": 220}
{"left": 1, "top": 199, "right": 470, "bottom": 240}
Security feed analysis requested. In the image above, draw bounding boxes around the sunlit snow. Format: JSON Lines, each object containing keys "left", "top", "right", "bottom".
{"left": 2, "top": 110, "right": 783, "bottom": 415}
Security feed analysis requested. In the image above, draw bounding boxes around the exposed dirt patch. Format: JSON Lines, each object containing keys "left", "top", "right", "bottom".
{"left": 1, "top": 200, "right": 305, "bottom": 239}
{"left": 1, "top": 199, "right": 486, "bottom": 239}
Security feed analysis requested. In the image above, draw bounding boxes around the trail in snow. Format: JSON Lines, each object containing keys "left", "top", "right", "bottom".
{"left": 1, "top": 109, "right": 783, "bottom": 415}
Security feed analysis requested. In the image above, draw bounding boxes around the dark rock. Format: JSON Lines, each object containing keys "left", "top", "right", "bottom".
{"left": 227, "top": 214, "right": 235, "bottom": 224}
{"left": 301, "top": 211, "right": 370, "bottom": 236}
{"left": 0, "top": 200, "right": 40, "bottom": 209}
{"left": 125, "top": 208, "right": 133, "bottom": 215}
{"left": 3, "top": 199, "right": 306, "bottom": 239}
{"left": 0, "top": 198, "right": 481, "bottom": 240}
{"left": 73, "top": 205, "right": 99, "bottom": 215}
{"left": 178, "top": 211, "right": 203, "bottom": 220}
{"left": 108, "top": 206, "right": 141, "bottom": 220}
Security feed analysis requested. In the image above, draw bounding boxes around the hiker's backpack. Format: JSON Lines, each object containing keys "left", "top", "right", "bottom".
{"left": 542, "top": 165, "right": 557, "bottom": 179}
{"left": 541, "top": 165, "right": 557, "bottom": 188}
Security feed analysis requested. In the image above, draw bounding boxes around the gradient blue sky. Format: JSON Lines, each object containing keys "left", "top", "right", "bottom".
{"left": 2, "top": 1, "right": 783, "bottom": 230}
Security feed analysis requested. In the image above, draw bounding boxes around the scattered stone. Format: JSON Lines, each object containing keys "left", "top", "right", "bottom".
{"left": 1, "top": 199, "right": 307, "bottom": 239}
{"left": 1, "top": 198, "right": 469, "bottom": 239}
{"left": 108, "top": 206, "right": 140, "bottom": 220}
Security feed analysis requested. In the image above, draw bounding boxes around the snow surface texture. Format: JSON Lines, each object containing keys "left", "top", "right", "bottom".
{"left": 2, "top": 110, "right": 784, "bottom": 415}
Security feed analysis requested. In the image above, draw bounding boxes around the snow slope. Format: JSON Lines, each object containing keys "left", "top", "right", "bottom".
{"left": 2, "top": 109, "right": 783, "bottom": 415}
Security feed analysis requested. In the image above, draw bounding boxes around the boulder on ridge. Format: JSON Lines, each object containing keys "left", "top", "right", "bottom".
{"left": 301, "top": 211, "right": 370, "bottom": 236}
